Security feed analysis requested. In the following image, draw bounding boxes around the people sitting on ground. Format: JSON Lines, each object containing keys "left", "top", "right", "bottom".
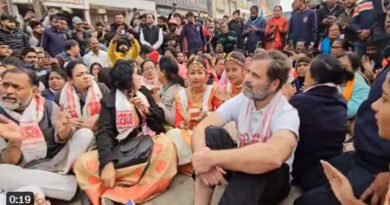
{"left": 107, "top": 30, "right": 140, "bottom": 65}
{"left": 166, "top": 55, "right": 219, "bottom": 175}
{"left": 54, "top": 61, "right": 109, "bottom": 135}
{"left": 338, "top": 52, "right": 370, "bottom": 119}
{"left": 214, "top": 54, "right": 225, "bottom": 80}
{"left": 164, "top": 46, "right": 187, "bottom": 79}
{"left": 291, "top": 55, "right": 354, "bottom": 187}
{"left": 154, "top": 56, "right": 185, "bottom": 126}
{"left": 321, "top": 72, "right": 390, "bottom": 205}
{"left": 191, "top": 50, "right": 299, "bottom": 205}
{"left": 214, "top": 51, "right": 247, "bottom": 106}
{"left": 292, "top": 57, "right": 311, "bottom": 94}
{"left": 294, "top": 47, "right": 390, "bottom": 205}
{"left": 320, "top": 23, "right": 342, "bottom": 56}
{"left": 90, "top": 62, "right": 102, "bottom": 80}
{"left": 73, "top": 60, "right": 177, "bottom": 205}
{"left": 331, "top": 39, "right": 350, "bottom": 57}
{"left": 140, "top": 59, "right": 161, "bottom": 92}
{"left": 41, "top": 68, "right": 67, "bottom": 101}
{"left": 0, "top": 68, "right": 94, "bottom": 202}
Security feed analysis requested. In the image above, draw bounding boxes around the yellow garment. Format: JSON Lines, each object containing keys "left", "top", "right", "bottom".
{"left": 108, "top": 39, "right": 140, "bottom": 65}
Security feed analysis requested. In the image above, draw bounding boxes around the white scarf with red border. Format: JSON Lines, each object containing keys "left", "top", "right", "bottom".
{"left": 3, "top": 95, "right": 47, "bottom": 163}
{"left": 59, "top": 80, "right": 102, "bottom": 119}
{"left": 115, "top": 89, "right": 155, "bottom": 142}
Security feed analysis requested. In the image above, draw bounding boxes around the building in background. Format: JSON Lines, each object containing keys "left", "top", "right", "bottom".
{"left": 153, "top": 0, "right": 209, "bottom": 17}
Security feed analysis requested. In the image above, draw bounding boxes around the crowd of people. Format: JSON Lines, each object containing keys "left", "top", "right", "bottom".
{"left": 0, "top": 0, "right": 390, "bottom": 204}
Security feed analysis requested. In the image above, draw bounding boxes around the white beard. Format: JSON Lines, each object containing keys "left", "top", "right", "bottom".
{"left": 0, "top": 92, "right": 33, "bottom": 111}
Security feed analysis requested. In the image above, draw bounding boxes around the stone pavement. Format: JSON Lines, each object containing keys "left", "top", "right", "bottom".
{"left": 143, "top": 174, "right": 302, "bottom": 205}
{"left": 54, "top": 174, "right": 302, "bottom": 205}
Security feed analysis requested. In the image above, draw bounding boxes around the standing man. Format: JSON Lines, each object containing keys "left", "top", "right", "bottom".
{"left": 140, "top": 14, "right": 164, "bottom": 53}
{"left": 68, "top": 17, "right": 91, "bottom": 56}
{"left": 83, "top": 37, "right": 110, "bottom": 69}
{"left": 180, "top": 12, "right": 206, "bottom": 56}
{"left": 42, "top": 15, "right": 67, "bottom": 57}
{"left": 287, "top": 0, "right": 318, "bottom": 50}
{"left": 351, "top": 0, "right": 376, "bottom": 56}
{"left": 217, "top": 23, "right": 238, "bottom": 53}
{"left": 229, "top": 10, "right": 245, "bottom": 50}
{"left": 317, "top": 0, "right": 344, "bottom": 43}
{"left": 338, "top": 0, "right": 357, "bottom": 45}
{"left": 242, "top": 5, "right": 266, "bottom": 55}
{"left": 192, "top": 50, "right": 299, "bottom": 205}
{"left": 107, "top": 32, "right": 140, "bottom": 64}
{"left": 0, "top": 15, "right": 29, "bottom": 55}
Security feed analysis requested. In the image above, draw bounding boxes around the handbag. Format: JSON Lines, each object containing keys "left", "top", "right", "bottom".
{"left": 113, "top": 127, "right": 154, "bottom": 169}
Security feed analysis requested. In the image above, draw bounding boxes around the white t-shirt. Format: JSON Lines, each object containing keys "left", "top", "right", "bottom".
{"left": 217, "top": 92, "right": 300, "bottom": 169}
{"left": 83, "top": 50, "right": 111, "bottom": 69}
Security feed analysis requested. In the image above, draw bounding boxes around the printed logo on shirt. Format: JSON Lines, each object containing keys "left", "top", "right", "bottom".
{"left": 303, "top": 16, "right": 308, "bottom": 23}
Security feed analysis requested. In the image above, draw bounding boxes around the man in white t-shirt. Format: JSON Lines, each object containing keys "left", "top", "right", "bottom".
{"left": 192, "top": 50, "right": 300, "bottom": 205}
{"left": 83, "top": 37, "right": 110, "bottom": 69}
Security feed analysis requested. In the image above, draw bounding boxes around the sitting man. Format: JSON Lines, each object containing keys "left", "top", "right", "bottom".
{"left": 192, "top": 50, "right": 300, "bottom": 205}
{"left": 108, "top": 31, "right": 140, "bottom": 65}
{"left": 0, "top": 68, "right": 94, "bottom": 201}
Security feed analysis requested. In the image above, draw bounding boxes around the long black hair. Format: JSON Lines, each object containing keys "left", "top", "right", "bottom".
{"left": 310, "top": 55, "right": 354, "bottom": 85}
{"left": 110, "top": 60, "right": 136, "bottom": 91}
{"left": 337, "top": 52, "right": 363, "bottom": 72}
{"left": 159, "top": 56, "right": 185, "bottom": 87}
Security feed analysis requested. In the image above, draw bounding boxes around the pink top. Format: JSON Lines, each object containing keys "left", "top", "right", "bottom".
{"left": 178, "top": 64, "right": 187, "bottom": 79}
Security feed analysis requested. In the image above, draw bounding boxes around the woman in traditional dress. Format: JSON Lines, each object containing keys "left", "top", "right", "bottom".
{"left": 167, "top": 55, "right": 218, "bottom": 175}
{"left": 73, "top": 60, "right": 177, "bottom": 205}
{"left": 214, "top": 51, "right": 247, "bottom": 108}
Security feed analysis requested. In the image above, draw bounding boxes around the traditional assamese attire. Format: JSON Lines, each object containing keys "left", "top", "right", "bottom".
{"left": 73, "top": 89, "right": 177, "bottom": 205}
{"left": 166, "top": 85, "right": 218, "bottom": 175}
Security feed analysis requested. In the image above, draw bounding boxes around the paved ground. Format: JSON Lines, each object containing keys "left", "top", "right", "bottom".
{"left": 51, "top": 133, "right": 355, "bottom": 205}
{"left": 52, "top": 174, "right": 302, "bottom": 205}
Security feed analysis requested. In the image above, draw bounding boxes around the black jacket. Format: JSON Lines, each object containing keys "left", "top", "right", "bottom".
{"left": 290, "top": 85, "right": 347, "bottom": 185}
{"left": 317, "top": 4, "right": 345, "bottom": 34}
{"left": 228, "top": 19, "right": 244, "bottom": 49}
{"left": 96, "top": 86, "right": 165, "bottom": 171}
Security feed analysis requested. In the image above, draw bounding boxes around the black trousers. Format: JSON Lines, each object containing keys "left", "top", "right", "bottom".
{"left": 294, "top": 152, "right": 376, "bottom": 205}
{"left": 205, "top": 126, "right": 291, "bottom": 205}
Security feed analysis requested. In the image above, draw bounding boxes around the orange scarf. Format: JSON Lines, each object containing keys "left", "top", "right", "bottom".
{"left": 343, "top": 79, "right": 356, "bottom": 102}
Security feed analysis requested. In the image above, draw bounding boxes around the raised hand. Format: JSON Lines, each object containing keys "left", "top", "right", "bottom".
{"left": 56, "top": 104, "right": 70, "bottom": 132}
{"left": 321, "top": 160, "right": 363, "bottom": 205}
{"left": 131, "top": 96, "right": 150, "bottom": 115}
